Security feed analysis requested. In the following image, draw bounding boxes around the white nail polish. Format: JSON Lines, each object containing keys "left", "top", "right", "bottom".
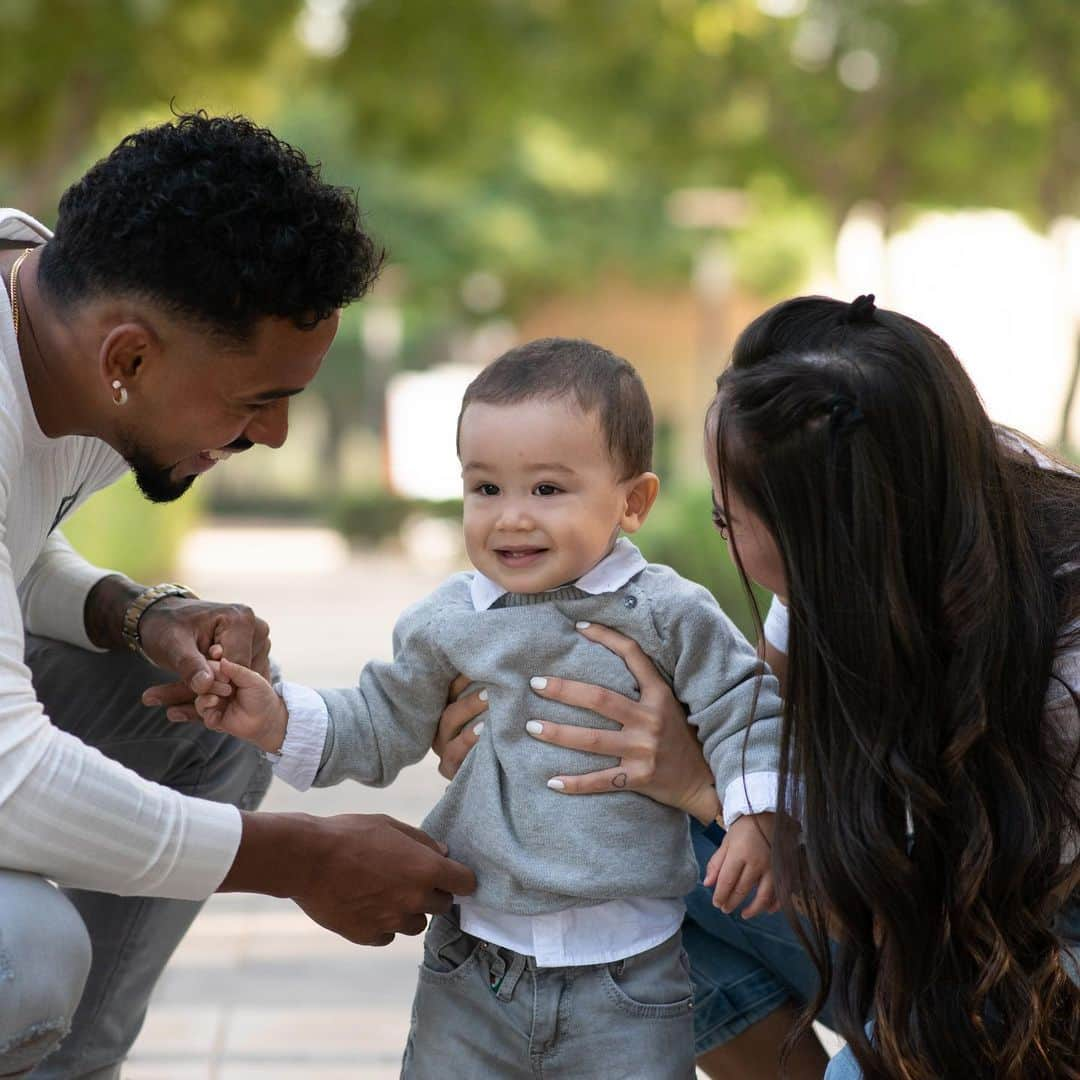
{"left": 526, "top": 720, "right": 543, "bottom": 735}
{"left": 473, "top": 721, "right": 485, "bottom": 736}
{"left": 547, "top": 778, "right": 565, "bottom": 791}
{"left": 479, "top": 689, "right": 489, "bottom": 701}
{"left": 576, "top": 621, "right": 591, "bottom": 629}
{"left": 530, "top": 676, "right": 548, "bottom": 690}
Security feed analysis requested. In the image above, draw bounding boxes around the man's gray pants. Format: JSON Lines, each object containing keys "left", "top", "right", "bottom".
{"left": 0, "top": 635, "right": 272, "bottom": 1079}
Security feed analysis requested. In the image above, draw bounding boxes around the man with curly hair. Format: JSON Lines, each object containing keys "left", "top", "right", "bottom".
{"left": 0, "top": 113, "right": 474, "bottom": 1078}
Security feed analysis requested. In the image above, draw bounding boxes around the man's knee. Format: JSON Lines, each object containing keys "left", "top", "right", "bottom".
{"left": 0, "top": 873, "right": 91, "bottom": 1075}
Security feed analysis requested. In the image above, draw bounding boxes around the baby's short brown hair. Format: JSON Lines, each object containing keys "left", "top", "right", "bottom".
{"left": 458, "top": 337, "right": 654, "bottom": 479}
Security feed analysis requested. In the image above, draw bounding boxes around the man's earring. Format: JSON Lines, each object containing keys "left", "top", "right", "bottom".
{"left": 111, "top": 379, "right": 128, "bottom": 406}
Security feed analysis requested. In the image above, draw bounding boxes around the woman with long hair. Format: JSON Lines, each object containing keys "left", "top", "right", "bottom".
{"left": 437, "top": 294, "right": 1080, "bottom": 1077}
{"left": 705, "top": 293, "right": 1079, "bottom": 1077}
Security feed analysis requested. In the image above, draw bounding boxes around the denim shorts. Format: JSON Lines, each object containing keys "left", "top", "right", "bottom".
{"left": 684, "top": 820, "right": 834, "bottom": 1055}
{"left": 685, "top": 819, "right": 1080, "bottom": 1072}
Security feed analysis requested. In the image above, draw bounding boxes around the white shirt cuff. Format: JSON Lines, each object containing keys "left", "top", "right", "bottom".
{"left": 266, "top": 681, "right": 328, "bottom": 791}
{"left": 721, "top": 771, "right": 779, "bottom": 826}
{"left": 763, "top": 595, "right": 789, "bottom": 655}
{"left": 165, "top": 799, "right": 244, "bottom": 899}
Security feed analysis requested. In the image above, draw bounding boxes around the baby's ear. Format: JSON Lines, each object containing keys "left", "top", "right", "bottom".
{"left": 621, "top": 472, "right": 660, "bottom": 533}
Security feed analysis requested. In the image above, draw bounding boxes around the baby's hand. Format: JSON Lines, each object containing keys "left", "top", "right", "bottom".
{"left": 703, "top": 812, "right": 778, "bottom": 918}
{"left": 191, "top": 655, "right": 288, "bottom": 754}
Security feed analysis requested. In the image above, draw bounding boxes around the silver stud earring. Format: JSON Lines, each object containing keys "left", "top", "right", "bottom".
{"left": 111, "top": 379, "right": 128, "bottom": 406}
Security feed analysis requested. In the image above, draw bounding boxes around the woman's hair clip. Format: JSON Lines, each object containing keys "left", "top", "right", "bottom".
{"left": 846, "top": 293, "right": 876, "bottom": 323}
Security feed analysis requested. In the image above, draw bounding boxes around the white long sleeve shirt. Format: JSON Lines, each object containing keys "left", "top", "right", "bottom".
{"left": 0, "top": 209, "right": 240, "bottom": 899}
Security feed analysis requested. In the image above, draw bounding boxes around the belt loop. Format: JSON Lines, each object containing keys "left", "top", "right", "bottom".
{"left": 494, "top": 948, "right": 528, "bottom": 1002}
{"left": 485, "top": 943, "right": 505, "bottom": 993}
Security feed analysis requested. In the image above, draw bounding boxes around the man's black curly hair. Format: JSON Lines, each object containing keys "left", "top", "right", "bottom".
{"left": 39, "top": 111, "right": 383, "bottom": 338}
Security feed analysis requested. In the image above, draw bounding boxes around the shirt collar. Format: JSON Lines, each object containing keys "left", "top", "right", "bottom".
{"left": 469, "top": 537, "right": 647, "bottom": 612}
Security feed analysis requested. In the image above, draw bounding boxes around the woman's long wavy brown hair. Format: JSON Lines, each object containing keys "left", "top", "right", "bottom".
{"left": 712, "top": 296, "right": 1080, "bottom": 1078}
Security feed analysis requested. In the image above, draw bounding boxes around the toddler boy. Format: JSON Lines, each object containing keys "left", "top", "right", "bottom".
{"left": 196, "top": 338, "right": 783, "bottom": 1079}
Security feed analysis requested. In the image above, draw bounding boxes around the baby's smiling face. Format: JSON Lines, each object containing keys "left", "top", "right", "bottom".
{"left": 459, "top": 397, "right": 650, "bottom": 594}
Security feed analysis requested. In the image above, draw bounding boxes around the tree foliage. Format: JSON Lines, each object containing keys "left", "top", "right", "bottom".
{"left": 2, "top": 0, "right": 1077, "bottom": 423}
{"left": 0, "top": 0, "right": 302, "bottom": 215}
{"left": 4, "top": 0, "right": 1076, "bottom": 305}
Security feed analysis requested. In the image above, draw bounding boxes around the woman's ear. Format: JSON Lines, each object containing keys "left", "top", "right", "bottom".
{"left": 620, "top": 472, "right": 660, "bottom": 533}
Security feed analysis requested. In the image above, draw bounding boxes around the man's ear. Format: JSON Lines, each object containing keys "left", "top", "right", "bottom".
{"left": 98, "top": 320, "right": 157, "bottom": 399}
{"left": 620, "top": 472, "right": 660, "bottom": 533}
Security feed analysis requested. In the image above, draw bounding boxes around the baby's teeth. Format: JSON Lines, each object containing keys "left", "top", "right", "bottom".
{"left": 205, "top": 450, "right": 233, "bottom": 461}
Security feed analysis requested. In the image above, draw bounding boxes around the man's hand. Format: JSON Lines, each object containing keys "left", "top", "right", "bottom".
{"left": 139, "top": 598, "right": 271, "bottom": 719}
{"left": 221, "top": 811, "right": 478, "bottom": 946}
{"left": 703, "top": 811, "right": 778, "bottom": 918}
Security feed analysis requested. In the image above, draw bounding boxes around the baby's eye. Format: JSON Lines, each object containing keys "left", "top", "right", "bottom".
{"left": 534, "top": 483, "right": 562, "bottom": 496}
{"left": 475, "top": 483, "right": 500, "bottom": 496}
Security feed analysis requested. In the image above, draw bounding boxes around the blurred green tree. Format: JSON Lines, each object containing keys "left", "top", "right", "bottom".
{"left": 0, "top": 0, "right": 303, "bottom": 216}
{"left": 4, "top": 0, "right": 1077, "bottom": 461}
{"left": 6, "top": 0, "right": 1076, "bottom": 287}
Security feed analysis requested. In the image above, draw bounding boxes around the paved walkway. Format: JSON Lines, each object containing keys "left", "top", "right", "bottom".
{"left": 126, "top": 523, "right": 842, "bottom": 1077}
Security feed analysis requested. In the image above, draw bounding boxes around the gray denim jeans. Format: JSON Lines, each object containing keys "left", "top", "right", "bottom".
{"left": 401, "top": 911, "right": 697, "bottom": 1079}
{"left": 0, "top": 634, "right": 271, "bottom": 1080}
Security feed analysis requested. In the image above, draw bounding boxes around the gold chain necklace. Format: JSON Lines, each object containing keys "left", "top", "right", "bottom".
{"left": 8, "top": 247, "right": 33, "bottom": 338}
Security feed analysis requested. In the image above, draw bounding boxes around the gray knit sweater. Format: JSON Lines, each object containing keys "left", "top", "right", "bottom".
{"left": 313, "top": 554, "right": 783, "bottom": 913}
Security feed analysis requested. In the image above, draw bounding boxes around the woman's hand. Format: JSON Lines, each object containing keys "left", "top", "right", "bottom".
{"left": 527, "top": 622, "right": 721, "bottom": 823}
{"left": 432, "top": 674, "right": 489, "bottom": 779}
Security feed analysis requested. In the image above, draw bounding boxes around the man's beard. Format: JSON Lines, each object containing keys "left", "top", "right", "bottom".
{"left": 123, "top": 441, "right": 196, "bottom": 504}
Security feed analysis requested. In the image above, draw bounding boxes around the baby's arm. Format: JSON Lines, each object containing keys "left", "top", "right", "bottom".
{"left": 656, "top": 576, "right": 784, "bottom": 823}
{"left": 651, "top": 574, "right": 785, "bottom": 916}
{"left": 704, "top": 812, "right": 777, "bottom": 918}
{"left": 199, "top": 589, "right": 462, "bottom": 792}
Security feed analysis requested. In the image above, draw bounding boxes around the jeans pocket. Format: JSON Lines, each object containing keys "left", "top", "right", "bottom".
{"left": 418, "top": 914, "right": 484, "bottom": 983}
{"left": 601, "top": 934, "right": 695, "bottom": 1019}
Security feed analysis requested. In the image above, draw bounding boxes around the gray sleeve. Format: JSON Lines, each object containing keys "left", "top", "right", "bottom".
{"left": 312, "top": 597, "right": 459, "bottom": 789}
{"left": 651, "top": 575, "right": 784, "bottom": 801}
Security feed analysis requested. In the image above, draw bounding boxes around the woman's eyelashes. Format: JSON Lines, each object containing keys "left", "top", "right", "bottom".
{"left": 710, "top": 501, "right": 730, "bottom": 538}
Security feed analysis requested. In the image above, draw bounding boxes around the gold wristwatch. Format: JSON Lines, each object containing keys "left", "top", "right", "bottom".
{"left": 121, "top": 583, "right": 198, "bottom": 661}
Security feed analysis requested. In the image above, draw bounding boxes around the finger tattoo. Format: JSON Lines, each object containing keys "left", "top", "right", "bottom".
{"left": 611, "top": 772, "right": 629, "bottom": 789}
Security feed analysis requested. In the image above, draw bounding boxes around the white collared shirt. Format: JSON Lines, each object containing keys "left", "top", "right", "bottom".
{"left": 467, "top": 536, "right": 648, "bottom": 612}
